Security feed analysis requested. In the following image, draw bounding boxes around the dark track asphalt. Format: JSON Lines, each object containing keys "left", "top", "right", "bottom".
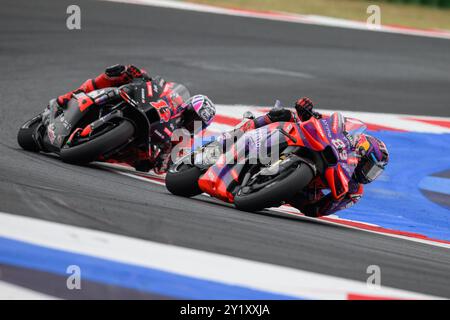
{"left": 0, "top": 0, "right": 450, "bottom": 298}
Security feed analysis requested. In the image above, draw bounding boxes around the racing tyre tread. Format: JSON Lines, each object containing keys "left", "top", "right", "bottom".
{"left": 17, "top": 117, "right": 41, "bottom": 152}
{"left": 166, "top": 164, "right": 203, "bottom": 197}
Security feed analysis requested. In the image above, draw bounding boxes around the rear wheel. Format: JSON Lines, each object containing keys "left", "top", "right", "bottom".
{"left": 17, "top": 115, "right": 42, "bottom": 152}
{"left": 60, "top": 120, "right": 134, "bottom": 164}
{"left": 234, "top": 163, "right": 314, "bottom": 212}
{"left": 166, "top": 162, "right": 203, "bottom": 197}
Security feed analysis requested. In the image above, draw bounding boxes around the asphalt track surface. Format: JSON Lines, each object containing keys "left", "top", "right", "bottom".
{"left": 1, "top": 0, "right": 450, "bottom": 298}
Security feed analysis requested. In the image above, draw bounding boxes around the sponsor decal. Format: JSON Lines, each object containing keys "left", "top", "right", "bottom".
{"left": 163, "top": 127, "right": 173, "bottom": 137}
{"left": 322, "top": 120, "right": 332, "bottom": 138}
{"left": 150, "top": 100, "right": 171, "bottom": 122}
{"left": 141, "top": 88, "right": 145, "bottom": 103}
{"left": 315, "top": 121, "right": 327, "bottom": 141}
{"left": 146, "top": 81, "right": 153, "bottom": 97}
{"left": 286, "top": 124, "right": 293, "bottom": 133}
{"left": 59, "top": 115, "right": 72, "bottom": 130}
{"left": 332, "top": 115, "right": 339, "bottom": 134}
{"left": 153, "top": 129, "right": 165, "bottom": 140}
{"left": 357, "top": 136, "right": 371, "bottom": 155}
{"left": 47, "top": 125, "right": 56, "bottom": 144}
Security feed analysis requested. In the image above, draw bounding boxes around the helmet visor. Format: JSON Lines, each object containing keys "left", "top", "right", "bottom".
{"left": 361, "top": 154, "right": 385, "bottom": 182}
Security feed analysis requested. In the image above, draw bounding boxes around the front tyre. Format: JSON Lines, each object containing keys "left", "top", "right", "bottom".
{"left": 234, "top": 163, "right": 314, "bottom": 212}
{"left": 17, "top": 115, "right": 42, "bottom": 152}
{"left": 166, "top": 162, "right": 203, "bottom": 197}
{"left": 60, "top": 120, "right": 134, "bottom": 164}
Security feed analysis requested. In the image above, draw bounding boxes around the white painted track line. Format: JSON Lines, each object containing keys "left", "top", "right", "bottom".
{"left": 0, "top": 211, "right": 442, "bottom": 299}
{"left": 0, "top": 281, "right": 56, "bottom": 300}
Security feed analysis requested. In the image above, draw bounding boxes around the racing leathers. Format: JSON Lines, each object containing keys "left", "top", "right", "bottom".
{"left": 56, "top": 64, "right": 190, "bottom": 174}
{"left": 57, "top": 64, "right": 148, "bottom": 107}
{"left": 229, "top": 98, "right": 363, "bottom": 218}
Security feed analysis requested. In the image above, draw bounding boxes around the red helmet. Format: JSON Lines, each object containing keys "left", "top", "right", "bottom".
{"left": 354, "top": 134, "right": 389, "bottom": 184}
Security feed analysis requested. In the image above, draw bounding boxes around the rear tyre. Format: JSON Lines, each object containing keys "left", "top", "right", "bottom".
{"left": 60, "top": 120, "right": 134, "bottom": 164}
{"left": 17, "top": 116, "right": 42, "bottom": 152}
{"left": 166, "top": 163, "right": 203, "bottom": 197}
{"left": 234, "top": 163, "right": 314, "bottom": 212}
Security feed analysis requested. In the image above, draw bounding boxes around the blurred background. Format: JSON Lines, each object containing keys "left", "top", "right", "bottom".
{"left": 189, "top": 0, "right": 450, "bottom": 30}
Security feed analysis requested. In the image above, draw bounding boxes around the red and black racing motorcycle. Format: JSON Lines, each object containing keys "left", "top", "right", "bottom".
{"left": 17, "top": 77, "right": 190, "bottom": 168}
{"left": 165, "top": 106, "right": 367, "bottom": 212}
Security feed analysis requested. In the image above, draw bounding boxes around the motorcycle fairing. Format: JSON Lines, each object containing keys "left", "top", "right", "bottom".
{"left": 299, "top": 113, "right": 361, "bottom": 199}
{"left": 43, "top": 94, "right": 99, "bottom": 150}
{"left": 198, "top": 155, "right": 244, "bottom": 203}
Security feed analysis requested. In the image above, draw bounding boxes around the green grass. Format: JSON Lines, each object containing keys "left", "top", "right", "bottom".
{"left": 188, "top": 0, "right": 450, "bottom": 30}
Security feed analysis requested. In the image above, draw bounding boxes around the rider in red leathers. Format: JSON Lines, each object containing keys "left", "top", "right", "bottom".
{"left": 56, "top": 64, "right": 148, "bottom": 108}
{"left": 56, "top": 64, "right": 216, "bottom": 173}
{"left": 224, "top": 97, "right": 389, "bottom": 218}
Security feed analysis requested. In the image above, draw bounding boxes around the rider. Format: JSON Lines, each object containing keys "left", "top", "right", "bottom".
{"left": 228, "top": 97, "right": 389, "bottom": 217}
{"left": 56, "top": 64, "right": 216, "bottom": 173}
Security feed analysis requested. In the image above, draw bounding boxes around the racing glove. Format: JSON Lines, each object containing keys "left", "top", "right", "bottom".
{"left": 295, "top": 97, "right": 321, "bottom": 121}
{"left": 267, "top": 107, "right": 295, "bottom": 123}
{"left": 125, "top": 64, "right": 149, "bottom": 80}
{"left": 103, "top": 64, "right": 149, "bottom": 84}
{"left": 56, "top": 64, "right": 149, "bottom": 108}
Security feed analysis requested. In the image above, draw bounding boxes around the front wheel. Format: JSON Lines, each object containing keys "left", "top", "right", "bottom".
{"left": 17, "top": 115, "right": 42, "bottom": 152}
{"left": 166, "top": 162, "right": 203, "bottom": 197}
{"left": 234, "top": 163, "right": 314, "bottom": 212}
{"left": 60, "top": 120, "right": 134, "bottom": 164}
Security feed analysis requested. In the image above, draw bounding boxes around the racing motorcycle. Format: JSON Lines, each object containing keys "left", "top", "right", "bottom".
{"left": 17, "top": 77, "right": 190, "bottom": 168}
{"left": 165, "top": 103, "right": 367, "bottom": 212}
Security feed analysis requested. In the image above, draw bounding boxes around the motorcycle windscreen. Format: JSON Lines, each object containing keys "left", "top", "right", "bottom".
{"left": 344, "top": 117, "right": 367, "bottom": 147}
{"left": 165, "top": 82, "right": 191, "bottom": 108}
